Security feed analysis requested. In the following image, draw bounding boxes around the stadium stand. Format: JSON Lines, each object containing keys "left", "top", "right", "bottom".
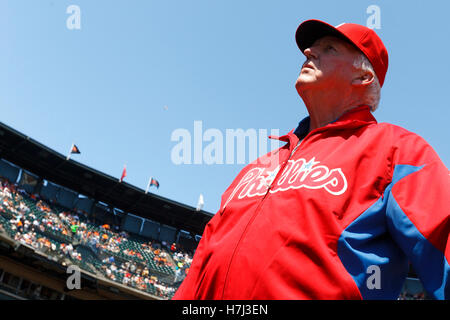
{"left": 0, "top": 121, "right": 205, "bottom": 300}
{"left": 0, "top": 175, "right": 196, "bottom": 299}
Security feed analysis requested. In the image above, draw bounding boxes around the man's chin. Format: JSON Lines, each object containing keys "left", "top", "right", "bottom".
{"left": 295, "top": 77, "right": 316, "bottom": 94}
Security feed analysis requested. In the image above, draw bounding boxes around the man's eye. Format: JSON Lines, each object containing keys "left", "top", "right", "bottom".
{"left": 326, "top": 45, "right": 336, "bottom": 51}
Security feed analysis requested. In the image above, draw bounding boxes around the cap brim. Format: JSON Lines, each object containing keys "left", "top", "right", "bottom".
{"left": 295, "top": 19, "right": 352, "bottom": 53}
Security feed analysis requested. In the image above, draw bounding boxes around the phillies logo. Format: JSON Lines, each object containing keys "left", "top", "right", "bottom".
{"left": 223, "top": 157, "right": 347, "bottom": 208}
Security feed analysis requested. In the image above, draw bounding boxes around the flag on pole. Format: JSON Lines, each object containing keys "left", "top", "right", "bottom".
{"left": 196, "top": 193, "right": 204, "bottom": 212}
{"left": 120, "top": 165, "right": 127, "bottom": 182}
{"left": 71, "top": 144, "right": 81, "bottom": 154}
{"left": 66, "top": 143, "right": 81, "bottom": 160}
{"left": 145, "top": 177, "right": 160, "bottom": 193}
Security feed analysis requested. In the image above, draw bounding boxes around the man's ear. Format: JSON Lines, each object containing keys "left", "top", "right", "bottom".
{"left": 352, "top": 69, "right": 375, "bottom": 87}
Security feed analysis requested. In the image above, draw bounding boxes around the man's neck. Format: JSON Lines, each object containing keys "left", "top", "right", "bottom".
{"left": 307, "top": 107, "right": 344, "bottom": 132}
{"left": 300, "top": 89, "right": 358, "bottom": 132}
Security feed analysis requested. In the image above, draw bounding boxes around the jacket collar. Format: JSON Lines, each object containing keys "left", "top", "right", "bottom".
{"left": 293, "top": 105, "right": 377, "bottom": 139}
{"left": 269, "top": 105, "right": 377, "bottom": 143}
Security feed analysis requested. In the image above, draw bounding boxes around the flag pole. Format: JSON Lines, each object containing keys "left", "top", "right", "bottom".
{"left": 196, "top": 193, "right": 204, "bottom": 212}
{"left": 66, "top": 142, "right": 74, "bottom": 160}
{"left": 145, "top": 177, "right": 152, "bottom": 194}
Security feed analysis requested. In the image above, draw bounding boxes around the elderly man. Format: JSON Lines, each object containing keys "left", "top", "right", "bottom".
{"left": 173, "top": 20, "right": 449, "bottom": 300}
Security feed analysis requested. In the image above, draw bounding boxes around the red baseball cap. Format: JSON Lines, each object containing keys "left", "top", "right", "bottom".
{"left": 295, "top": 19, "right": 389, "bottom": 87}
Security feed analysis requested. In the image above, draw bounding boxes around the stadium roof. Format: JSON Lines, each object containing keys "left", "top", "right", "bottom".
{"left": 0, "top": 122, "right": 213, "bottom": 235}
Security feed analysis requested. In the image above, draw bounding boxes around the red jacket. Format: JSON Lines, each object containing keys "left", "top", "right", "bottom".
{"left": 173, "top": 106, "right": 450, "bottom": 300}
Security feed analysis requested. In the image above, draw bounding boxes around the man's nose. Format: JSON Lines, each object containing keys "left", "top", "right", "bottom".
{"left": 303, "top": 47, "right": 318, "bottom": 60}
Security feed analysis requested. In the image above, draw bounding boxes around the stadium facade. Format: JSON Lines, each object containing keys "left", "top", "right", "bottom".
{"left": 0, "top": 121, "right": 213, "bottom": 300}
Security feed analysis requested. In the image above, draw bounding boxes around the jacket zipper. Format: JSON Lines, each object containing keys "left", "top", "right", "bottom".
{"left": 221, "top": 136, "right": 304, "bottom": 298}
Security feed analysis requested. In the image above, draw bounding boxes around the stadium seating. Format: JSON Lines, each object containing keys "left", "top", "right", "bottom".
{"left": 0, "top": 176, "right": 186, "bottom": 299}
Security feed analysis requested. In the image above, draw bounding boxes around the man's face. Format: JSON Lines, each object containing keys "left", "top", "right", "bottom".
{"left": 295, "top": 36, "right": 360, "bottom": 93}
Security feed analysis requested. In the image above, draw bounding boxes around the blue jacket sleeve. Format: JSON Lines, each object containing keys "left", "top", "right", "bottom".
{"left": 385, "top": 131, "right": 449, "bottom": 299}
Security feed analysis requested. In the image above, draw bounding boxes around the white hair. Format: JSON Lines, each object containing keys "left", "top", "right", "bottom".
{"left": 353, "top": 54, "right": 381, "bottom": 111}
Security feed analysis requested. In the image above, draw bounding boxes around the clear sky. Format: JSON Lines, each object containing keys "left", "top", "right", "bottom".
{"left": 0, "top": 0, "right": 448, "bottom": 214}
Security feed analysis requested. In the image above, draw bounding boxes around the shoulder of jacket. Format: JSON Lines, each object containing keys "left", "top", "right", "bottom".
{"left": 371, "top": 122, "right": 424, "bottom": 141}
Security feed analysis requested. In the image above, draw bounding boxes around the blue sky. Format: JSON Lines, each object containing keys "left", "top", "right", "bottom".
{"left": 0, "top": 0, "right": 448, "bottom": 214}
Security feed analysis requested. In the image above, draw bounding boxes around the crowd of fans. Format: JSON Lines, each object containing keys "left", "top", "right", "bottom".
{"left": 99, "top": 259, "right": 176, "bottom": 297}
{"left": 12, "top": 230, "right": 83, "bottom": 262}
{"left": 0, "top": 176, "right": 194, "bottom": 299}
{"left": 171, "top": 242, "right": 193, "bottom": 281}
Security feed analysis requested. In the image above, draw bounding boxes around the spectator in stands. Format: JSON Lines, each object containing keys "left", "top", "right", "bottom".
{"left": 123, "top": 274, "right": 130, "bottom": 285}
{"left": 130, "top": 262, "right": 136, "bottom": 273}
{"left": 16, "top": 219, "right": 24, "bottom": 233}
{"left": 70, "top": 224, "right": 78, "bottom": 234}
{"left": 110, "top": 262, "right": 117, "bottom": 272}
{"left": 18, "top": 201, "right": 30, "bottom": 215}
